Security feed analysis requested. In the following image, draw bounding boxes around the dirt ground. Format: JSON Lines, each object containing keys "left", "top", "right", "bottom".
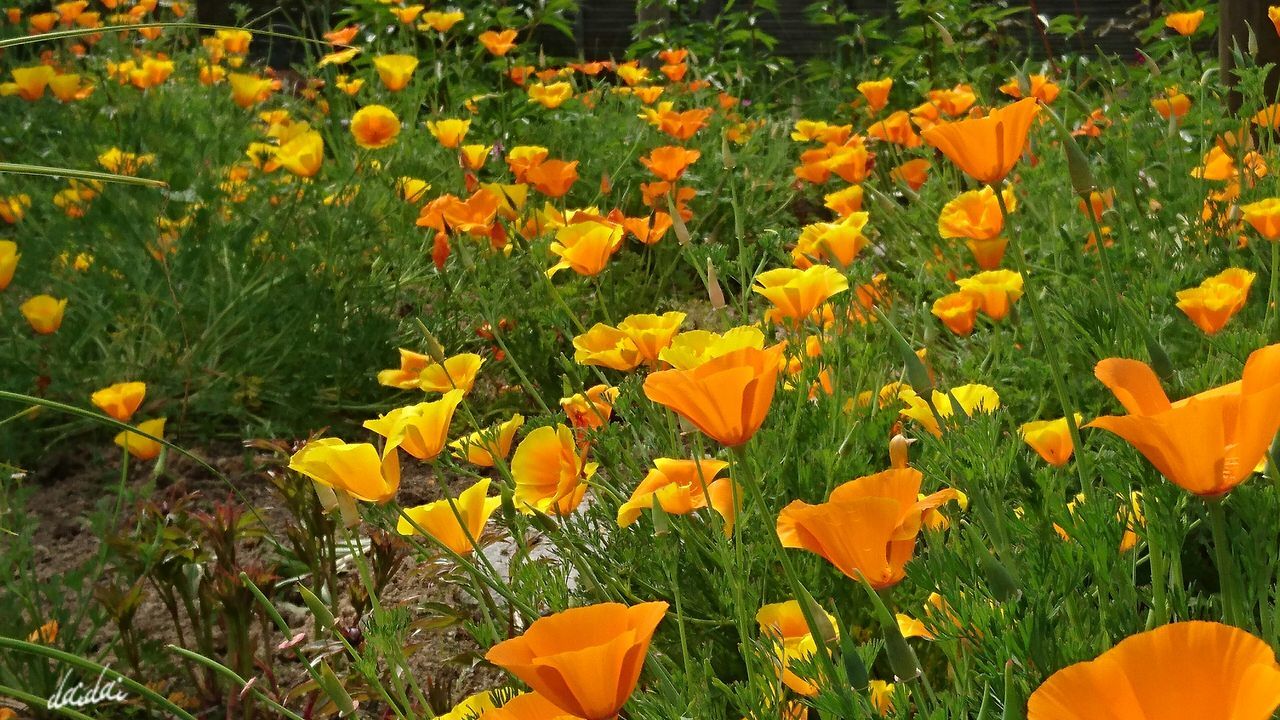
{"left": 18, "top": 440, "right": 504, "bottom": 718}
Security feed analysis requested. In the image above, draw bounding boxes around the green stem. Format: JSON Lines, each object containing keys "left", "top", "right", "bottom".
{"left": 993, "top": 187, "right": 1092, "bottom": 489}
{"left": 1269, "top": 239, "right": 1280, "bottom": 343}
{"left": 1145, "top": 531, "right": 1169, "bottom": 630}
{"left": 1207, "top": 499, "right": 1243, "bottom": 627}
{"left": 1081, "top": 194, "right": 1118, "bottom": 318}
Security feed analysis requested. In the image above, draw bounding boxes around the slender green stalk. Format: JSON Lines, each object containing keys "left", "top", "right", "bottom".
{"left": 0, "top": 684, "right": 96, "bottom": 720}
{"left": 1081, "top": 195, "right": 1118, "bottom": 317}
{"left": 0, "top": 163, "right": 166, "bottom": 188}
{"left": 1206, "top": 499, "right": 1243, "bottom": 627}
{"left": 993, "top": 187, "right": 1092, "bottom": 488}
{"left": 1269, "top": 239, "right": 1280, "bottom": 342}
{"left": 0, "top": 637, "right": 198, "bottom": 720}
{"left": 166, "top": 646, "right": 307, "bottom": 720}
{"left": 1145, "top": 531, "right": 1169, "bottom": 630}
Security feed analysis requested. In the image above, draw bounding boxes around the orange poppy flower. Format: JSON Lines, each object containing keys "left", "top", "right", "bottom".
{"left": 776, "top": 459, "right": 960, "bottom": 588}
{"left": 931, "top": 292, "right": 979, "bottom": 336}
{"left": 419, "top": 11, "right": 464, "bottom": 33}
{"left": 639, "top": 145, "right": 701, "bottom": 182}
{"left": 573, "top": 323, "right": 642, "bottom": 371}
{"left": 481, "top": 691, "right": 584, "bottom": 720}
{"left": 1027, "top": 621, "right": 1280, "bottom": 718}
{"left": 373, "top": 54, "right": 418, "bottom": 92}
{"left": 824, "top": 185, "right": 864, "bottom": 216}
{"left": 560, "top": 385, "right": 619, "bottom": 430}
{"left": 526, "top": 159, "right": 579, "bottom": 198}
{"left": 1164, "top": 9, "right": 1205, "bottom": 35}
{"left": 363, "top": 390, "right": 463, "bottom": 461}
{"left": 753, "top": 266, "right": 849, "bottom": 322}
{"left": 955, "top": 270, "right": 1023, "bottom": 320}
{"left": 891, "top": 158, "right": 930, "bottom": 190}
{"left": 350, "top": 105, "right": 400, "bottom": 149}
{"left": 621, "top": 212, "right": 673, "bottom": 245}
{"left": 510, "top": 425, "right": 594, "bottom": 515}
{"left": 928, "top": 83, "right": 977, "bottom": 116}
{"left": 998, "top": 74, "right": 1060, "bottom": 104}
{"left": 20, "top": 294, "right": 66, "bottom": 334}
{"left": 617, "top": 311, "right": 685, "bottom": 363}
{"left": 643, "top": 344, "right": 785, "bottom": 447}
{"left": 616, "top": 458, "right": 738, "bottom": 535}
{"left": 921, "top": 98, "right": 1040, "bottom": 184}
{"left": 91, "top": 381, "right": 147, "bottom": 422}
{"left": 397, "top": 478, "right": 501, "bottom": 555}
{"left": 857, "top": 77, "right": 892, "bottom": 112}
{"left": 1152, "top": 88, "right": 1191, "bottom": 120}
{"left": 0, "top": 240, "right": 18, "bottom": 290}
{"left": 756, "top": 599, "right": 839, "bottom": 696}
{"left": 426, "top": 118, "right": 470, "bottom": 149}
{"left": 867, "top": 111, "right": 921, "bottom": 147}
{"left": 548, "top": 220, "right": 623, "bottom": 277}
{"left": 485, "top": 601, "right": 667, "bottom": 720}
{"left": 288, "top": 438, "right": 400, "bottom": 503}
{"left": 114, "top": 417, "right": 166, "bottom": 461}
{"left": 478, "top": 29, "right": 518, "bottom": 56}
{"left": 1020, "top": 414, "right": 1083, "bottom": 467}
{"left": 791, "top": 214, "right": 869, "bottom": 269}
{"left": 323, "top": 25, "right": 359, "bottom": 46}
{"left": 1175, "top": 268, "right": 1254, "bottom": 335}
{"left": 451, "top": 414, "right": 523, "bottom": 468}
{"left": 1086, "top": 343, "right": 1280, "bottom": 497}
{"left": 417, "top": 353, "right": 485, "bottom": 394}
{"left": 1241, "top": 197, "right": 1280, "bottom": 240}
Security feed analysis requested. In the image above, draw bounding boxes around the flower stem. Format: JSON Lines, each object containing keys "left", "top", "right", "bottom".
{"left": 1145, "top": 531, "right": 1169, "bottom": 630}
{"left": 1269, "top": 239, "right": 1279, "bottom": 342}
{"left": 1206, "top": 499, "right": 1243, "bottom": 627}
{"left": 993, "top": 186, "right": 1092, "bottom": 488}
{"left": 1081, "top": 196, "right": 1118, "bottom": 318}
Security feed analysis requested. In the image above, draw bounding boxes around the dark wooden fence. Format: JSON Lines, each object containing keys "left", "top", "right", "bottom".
{"left": 197, "top": 0, "right": 1158, "bottom": 63}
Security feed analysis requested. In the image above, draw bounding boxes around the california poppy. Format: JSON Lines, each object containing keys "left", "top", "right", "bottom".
{"left": 857, "top": 77, "right": 892, "bottom": 112}
{"left": 931, "top": 292, "right": 979, "bottom": 336}
{"left": 899, "top": 384, "right": 1001, "bottom": 437}
{"left": 1085, "top": 343, "right": 1280, "bottom": 497}
{"left": 20, "top": 294, "right": 66, "bottom": 334}
{"left": 289, "top": 438, "right": 401, "bottom": 503}
{"left": 955, "top": 270, "right": 1024, "bottom": 320}
{"left": 617, "top": 458, "right": 738, "bottom": 534}
{"left": 92, "top": 381, "right": 147, "bottom": 422}
{"left": 548, "top": 220, "right": 622, "bottom": 277}
{"left": 1164, "top": 9, "right": 1205, "bottom": 35}
{"left": 510, "top": 425, "right": 594, "bottom": 515}
{"left": 0, "top": 240, "right": 18, "bottom": 290}
{"left": 451, "top": 414, "right": 524, "bottom": 467}
{"left": 418, "top": 353, "right": 485, "bottom": 394}
{"left": 420, "top": 11, "right": 464, "bottom": 33}
{"left": 867, "top": 111, "right": 921, "bottom": 148}
{"left": 753, "top": 266, "right": 849, "bottom": 323}
{"left": 274, "top": 130, "right": 324, "bottom": 178}
{"left": 777, "top": 460, "right": 961, "bottom": 588}
{"left": 998, "top": 74, "right": 1060, "bottom": 104}
{"left": 644, "top": 344, "right": 784, "bottom": 447}
{"left": 791, "top": 214, "right": 869, "bottom": 269}
{"left": 373, "top": 54, "right": 418, "bottom": 91}
{"left": 560, "top": 385, "right": 619, "bottom": 430}
{"left": 639, "top": 146, "right": 701, "bottom": 183}
{"left": 481, "top": 692, "right": 584, "bottom": 719}
{"left": 1241, "top": 197, "right": 1280, "bottom": 240}
{"left": 756, "top": 599, "right": 839, "bottom": 695}
{"left": 1027, "top": 621, "right": 1280, "bottom": 719}
{"left": 617, "top": 312, "right": 685, "bottom": 363}
{"left": 1020, "top": 414, "right": 1083, "bottom": 467}
{"left": 573, "top": 324, "right": 642, "bottom": 371}
{"left": 1175, "top": 268, "right": 1254, "bottom": 335}
{"left": 114, "top": 417, "right": 166, "bottom": 461}
{"left": 363, "top": 390, "right": 463, "bottom": 461}
{"left": 478, "top": 29, "right": 518, "bottom": 56}
{"left": 397, "top": 478, "right": 501, "bottom": 555}
{"left": 528, "top": 81, "right": 573, "bottom": 109}
{"left": 658, "top": 326, "right": 766, "bottom": 370}
{"left": 484, "top": 601, "right": 668, "bottom": 720}
{"left": 350, "top": 105, "right": 400, "bottom": 149}
{"left": 526, "top": 159, "right": 579, "bottom": 198}
{"left": 426, "top": 118, "right": 470, "bottom": 149}
{"left": 921, "top": 98, "right": 1040, "bottom": 184}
